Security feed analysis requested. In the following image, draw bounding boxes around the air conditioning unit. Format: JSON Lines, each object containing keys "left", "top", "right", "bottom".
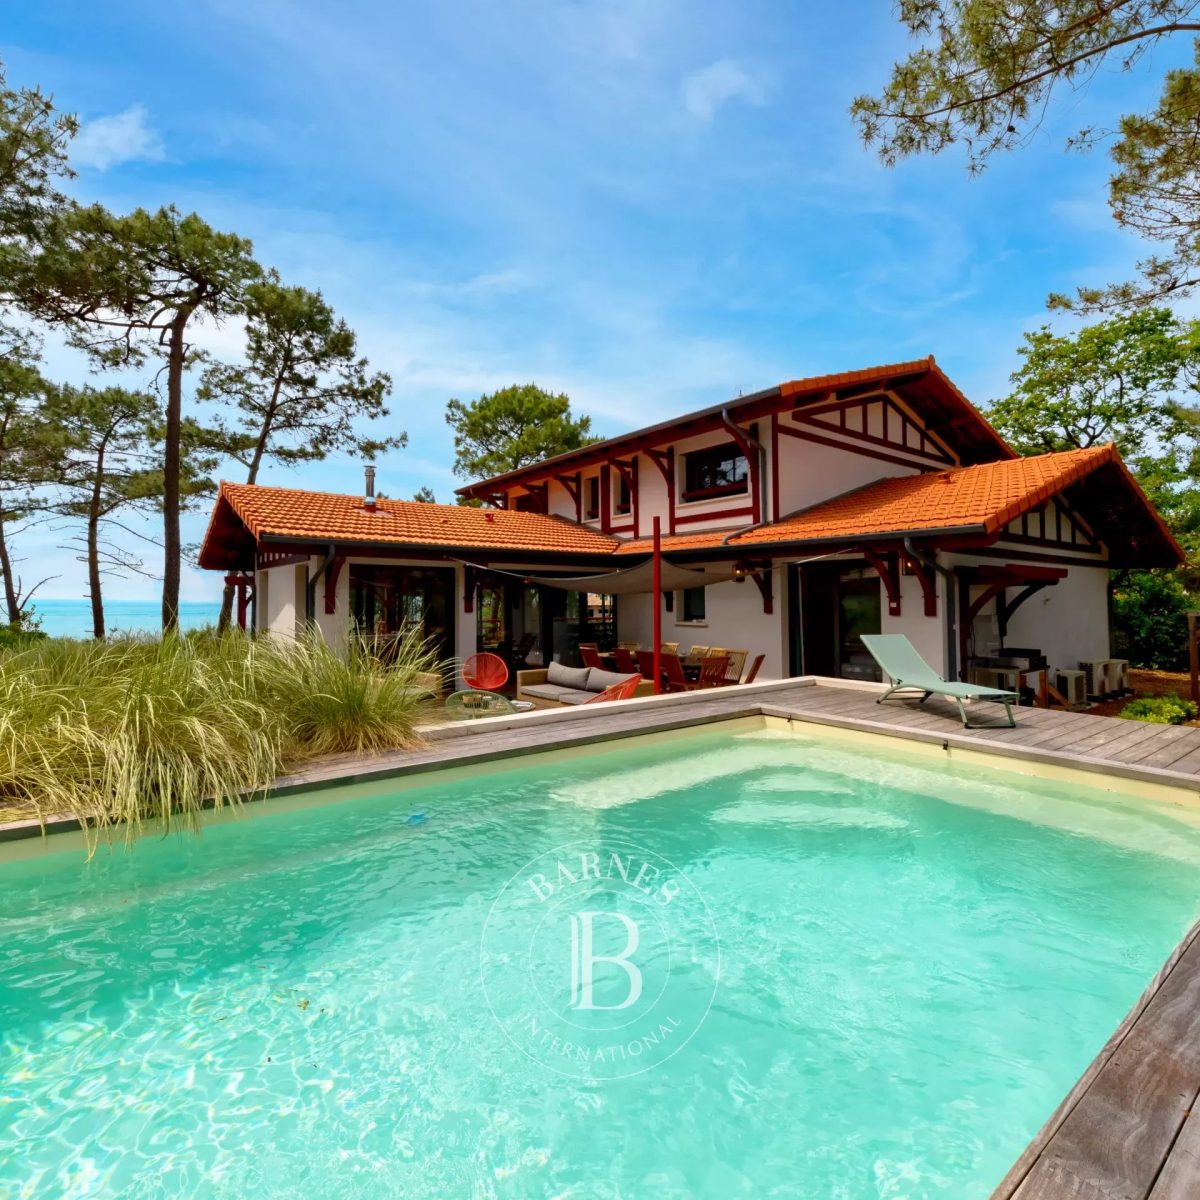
{"left": 1054, "top": 668, "right": 1088, "bottom": 708}
{"left": 1108, "top": 658, "right": 1131, "bottom": 696}
{"left": 1078, "top": 659, "right": 1112, "bottom": 701}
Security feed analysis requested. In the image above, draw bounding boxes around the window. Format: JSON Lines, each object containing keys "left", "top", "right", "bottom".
{"left": 682, "top": 442, "right": 748, "bottom": 501}
{"left": 614, "top": 474, "right": 631, "bottom": 515}
{"left": 585, "top": 476, "right": 600, "bottom": 520}
{"left": 681, "top": 586, "right": 706, "bottom": 623}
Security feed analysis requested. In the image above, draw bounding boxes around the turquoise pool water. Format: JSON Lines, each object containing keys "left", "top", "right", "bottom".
{"left": 3, "top": 722, "right": 1200, "bottom": 1198}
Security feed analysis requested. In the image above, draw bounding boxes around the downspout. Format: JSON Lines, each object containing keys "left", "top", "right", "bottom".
{"left": 904, "top": 537, "right": 958, "bottom": 680}
{"left": 721, "top": 408, "right": 769, "bottom": 523}
{"left": 306, "top": 543, "right": 337, "bottom": 625}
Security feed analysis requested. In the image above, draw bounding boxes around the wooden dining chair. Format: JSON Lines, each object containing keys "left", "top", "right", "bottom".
{"left": 613, "top": 646, "right": 637, "bottom": 673}
{"left": 696, "top": 656, "right": 729, "bottom": 689}
{"left": 661, "top": 653, "right": 692, "bottom": 694}
{"left": 660, "top": 641, "right": 680, "bottom": 656}
{"left": 619, "top": 641, "right": 641, "bottom": 652}
{"left": 683, "top": 645, "right": 709, "bottom": 666}
{"left": 723, "top": 649, "right": 748, "bottom": 684}
{"left": 741, "top": 654, "right": 765, "bottom": 684}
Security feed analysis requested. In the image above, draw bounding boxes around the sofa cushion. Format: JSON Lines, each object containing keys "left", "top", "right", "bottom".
{"left": 520, "top": 683, "right": 577, "bottom": 701}
{"left": 585, "top": 668, "right": 637, "bottom": 693}
{"left": 547, "top": 661, "right": 591, "bottom": 689}
{"left": 556, "top": 689, "right": 600, "bottom": 705}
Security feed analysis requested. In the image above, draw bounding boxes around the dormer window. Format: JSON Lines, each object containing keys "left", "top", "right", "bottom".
{"left": 682, "top": 442, "right": 748, "bottom": 502}
{"left": 584, "top": 476, "right": 600, "bottom": 520}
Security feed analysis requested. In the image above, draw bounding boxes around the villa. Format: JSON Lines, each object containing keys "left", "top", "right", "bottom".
{"left": 198, "top": 356, "right": 1181, "bottom": 690}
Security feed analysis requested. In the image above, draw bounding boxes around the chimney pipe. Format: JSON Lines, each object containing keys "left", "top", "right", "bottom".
{"left": 364, "top": 463, "right": 376, "bottom": 511}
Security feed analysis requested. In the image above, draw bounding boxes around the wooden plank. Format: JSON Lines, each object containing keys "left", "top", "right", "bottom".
{"left": 999, "top": 926, "right": 1200, "bottom": 1200}
{"left": 1148, "top": 1098, "right": 1200, "bottom": 1198}
{"left": 1114, "top": 725, "right": 1200, "bottom": 768}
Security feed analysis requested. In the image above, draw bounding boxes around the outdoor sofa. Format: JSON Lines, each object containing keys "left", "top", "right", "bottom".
{"left": 516, "top": 661, "right": 654, "bottom": 708}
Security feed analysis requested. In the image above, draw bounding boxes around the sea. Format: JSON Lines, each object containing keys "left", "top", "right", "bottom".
{"left": 24, "top": 599, "right": 222, "bottom": 639}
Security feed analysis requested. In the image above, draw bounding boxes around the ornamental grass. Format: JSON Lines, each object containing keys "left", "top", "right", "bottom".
{"left": 0, "top": 626, "right": 441, "bottom": 845}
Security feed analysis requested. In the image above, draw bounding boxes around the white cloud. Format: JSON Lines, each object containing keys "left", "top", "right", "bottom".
{"left": 681, "top": 60, "right": 766, "bottom": 122}
{"left": 72, "top": 104, "right": 166, "bottom": 170}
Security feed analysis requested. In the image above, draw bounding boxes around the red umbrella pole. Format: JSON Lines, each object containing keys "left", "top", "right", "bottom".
{"left": 652, "top": 516, "right": 662, "bottom": 695}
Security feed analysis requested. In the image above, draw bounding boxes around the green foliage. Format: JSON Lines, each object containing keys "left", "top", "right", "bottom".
{"left": 0, "top": 628, "right": 442, "bottom": 844}
{"left": 0, "top": 60, "right": 75, "bottom": 338}
{"left": 1112, "top": 570, "right": 1196, "bottom": 671}
{"left": 446, "top": 383, "right": 599, "bottom": 481}
{"left": 1118, "top": 695, "right": 1198, "bottom": 725}
{"left": 852, "top": 2, "right": 1200, "bottom": 310}
{"left": 0, "top": 620, "right": 46, "bottom": 649}
{"left": 412, "top": 485, "right": 437, "bottom": 502}
{"left": 988, "top": 309, "right": 1200, "bottom": 456}
{"left": 198, "top": 274, "right": 402, "bottom": 484}
{"left": 10, "top": 201, "right": 262, "bottom": 630}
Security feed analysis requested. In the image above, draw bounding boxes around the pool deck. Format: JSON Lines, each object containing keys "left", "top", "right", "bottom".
{"left": 272, "top": 676, "right": 1200, "bottom": 798}
{"left": 10, "top": 675, "right": 1200, "bottom": 1195}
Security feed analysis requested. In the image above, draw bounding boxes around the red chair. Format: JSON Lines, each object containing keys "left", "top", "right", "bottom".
{"left": 636, "top": 650, "right": 658, "bottom": 682}
{"left": 697, "top": 656, "right": 729, "bottom": 689}
{"left": 584, "top": 674, "right": 643, "bottom": 704}
{"left": 579, "top": 644, "right": 605, "bottom": 670}
{"left": 742, "top": 654, "right": 765, "bottom": 684}
{"left": 613, "top": 647, "right": 637, "bottom": 673}
{"left": 661, "top": 654, "right": 691, "bottom": 694}
{"left": 462, "top": 652, "right": 508, "bottom": 691}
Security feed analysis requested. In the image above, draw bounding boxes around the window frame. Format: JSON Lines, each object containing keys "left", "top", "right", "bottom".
{"left": 681, "top": 441, "right": 749, "bottom": 503}
{"left": 613, "top": 473, "right": 631, "bottom": 516}
{"left": 584, "top": 475, "right": 600, "bottom": 521}
{"left": 679, "top": 586, "right": 706, "bottom": 624}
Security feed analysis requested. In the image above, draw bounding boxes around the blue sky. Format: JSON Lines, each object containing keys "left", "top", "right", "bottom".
{"left": 4, "top": 1, "right": 1188, "bottom": 604}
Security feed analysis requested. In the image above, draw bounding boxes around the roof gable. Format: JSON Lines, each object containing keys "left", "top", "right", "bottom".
{"left": 456, "top": 357, "right": 1012, "bottom": 498}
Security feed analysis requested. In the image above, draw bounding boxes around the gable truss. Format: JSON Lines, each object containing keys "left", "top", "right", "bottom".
{"left": 784, "top": 391, "right": 957, "bottom": 468}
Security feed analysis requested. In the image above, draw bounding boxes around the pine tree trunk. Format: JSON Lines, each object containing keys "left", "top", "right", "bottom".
{"left": 0, "top": 505, "right": 20, "bottom": 626}
{"left": 161, "top": 310, "right": 191, "bottom": 633}
{"left": 217, "top": 583, "right": 235, "bottom": 631}
{"left": 88, "top": 447, "right": 106, "bottom": 639}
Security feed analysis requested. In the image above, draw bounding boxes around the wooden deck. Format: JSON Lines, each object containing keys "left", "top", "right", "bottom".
{"left": 11, "top": 676, "right": 1200, "bottom": 1195}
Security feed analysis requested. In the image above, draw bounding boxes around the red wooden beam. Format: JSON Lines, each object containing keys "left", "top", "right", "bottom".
{"left": 863, "top": 550, "right": 902, "bottom": 616}
{"left": 721, "top": 416, "right": 762, "bottom": 524}
{"left": 645, "top": 448, "right": 676, "bottom": 535}
{"left": 324, "top": 555, "right": 346, "bottom": 615}
{"left": 553, "top": 472, "right": 582, "bottom": 523}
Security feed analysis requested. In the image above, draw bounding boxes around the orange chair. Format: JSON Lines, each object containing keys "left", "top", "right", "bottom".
{"left": 579, "top": 644, "right": 605, "bottom": 669}
{"left": 584, "top": 674, "right": 643, "bottom": 704}
{"left": 462, "top": 652, "right": 508, "bottom": 691}
{"left": 741, "top": 654, "right": 765, "bottom": 684}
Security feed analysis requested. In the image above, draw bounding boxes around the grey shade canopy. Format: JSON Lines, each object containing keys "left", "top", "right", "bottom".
{"left": 522, "top": 558, "right": 743, "bottom": 595}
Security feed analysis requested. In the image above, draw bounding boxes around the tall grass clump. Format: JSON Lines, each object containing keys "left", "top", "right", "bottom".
{"left": 0, "top": 625, "right": 442, "bottom": 845}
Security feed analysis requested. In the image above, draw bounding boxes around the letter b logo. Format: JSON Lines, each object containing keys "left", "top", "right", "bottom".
{"left": 568, "top": 911, "right": 642, "bottom": 1011}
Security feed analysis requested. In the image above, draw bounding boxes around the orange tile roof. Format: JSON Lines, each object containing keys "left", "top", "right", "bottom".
{"left": 776, "top": 357, "right": 933, "bottom": 399}
{"left": 614, "top": 528, "right": 746, "bottom": 555}
{"left": 730, "top": 445, "right": 1119, "bottom": 546}
{"left": 211, "top": 482, "right": 621, "bottom": 555}
{"left": 201, "top": 445, "right": 1181, "bottom": 570}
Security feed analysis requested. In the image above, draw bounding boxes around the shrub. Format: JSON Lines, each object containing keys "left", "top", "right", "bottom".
{"left": 0, "top": 626, "right": 442, "bottom": 845}
{"left": 1111, "top": 570, "right": 1196, "bottom": 671}
{"left": 1117, "top": 694, "right": 1198, "bottom": 725}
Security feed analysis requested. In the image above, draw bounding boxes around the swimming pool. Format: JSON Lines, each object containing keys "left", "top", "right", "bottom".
{"left": 3, "top": 719, "right": 1200, "bottom": 1198}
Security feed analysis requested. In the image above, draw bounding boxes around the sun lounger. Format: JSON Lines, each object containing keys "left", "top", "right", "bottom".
{"left": 860, "top": 634, "right": 1018, "bottom": 729}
